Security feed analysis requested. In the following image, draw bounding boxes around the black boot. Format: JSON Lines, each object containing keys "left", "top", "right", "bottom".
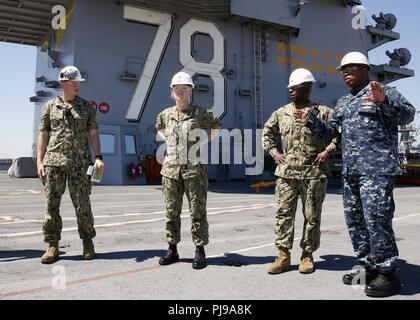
{"left": 365, "top": 274, "right": 401, "bottom": 297}
{"left": 342, "top": 268, "right": 379, "bottom": 285}
{"left": 159, "top": 244, "right": 179, "bottom": 266}
{"left": 192, "top": 246, "right": 207, "bottom": 270}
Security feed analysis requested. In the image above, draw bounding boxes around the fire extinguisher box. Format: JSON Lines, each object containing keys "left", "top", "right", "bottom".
{"left": 125, "top": 162, "right": 147, "bottom": 185}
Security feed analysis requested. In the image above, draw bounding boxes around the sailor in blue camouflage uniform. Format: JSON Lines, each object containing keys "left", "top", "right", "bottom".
{"left": 294, "top": 52, "right": 415, "bottom": 297}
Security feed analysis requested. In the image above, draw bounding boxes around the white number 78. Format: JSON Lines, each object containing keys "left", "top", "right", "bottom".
{"left": 124, "top": 5, "right": 226, "bottom": 122}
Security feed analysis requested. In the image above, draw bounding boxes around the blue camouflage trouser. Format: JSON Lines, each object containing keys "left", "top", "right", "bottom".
{"left": 342, "top": 175, "right": 399, "bottom": 275}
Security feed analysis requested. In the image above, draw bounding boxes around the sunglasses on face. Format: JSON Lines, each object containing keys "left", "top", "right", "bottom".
{"left": 289, "top": 84, "right": 311, "bottom": 91}
{"left": 341, "top": 66, "right": 362, "bottom": 75}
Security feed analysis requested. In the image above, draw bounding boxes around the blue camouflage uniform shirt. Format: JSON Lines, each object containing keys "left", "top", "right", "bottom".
{"left": 308, "top": 83, "right": 415, "bottom": 176}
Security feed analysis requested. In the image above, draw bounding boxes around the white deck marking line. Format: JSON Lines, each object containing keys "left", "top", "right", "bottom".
{"left": 394, "top": 213, "right": 420, "bottom": 221}
{"left": 0, "top": 195, "right": 273, "bottom": 206}
{"left": 208, "top": 237, "right": 303, "bottom": 258}
{"left": 205, "top": 213, "right": 420, "bottom": 259}
{"left": 27, "top": 190, "right": 41, "bottom": 194}
{"left": 0, "top": 204, "right": 274, "bottom": 238}
{"left": 0, "top": 203, "right": 275, "bottom": 225}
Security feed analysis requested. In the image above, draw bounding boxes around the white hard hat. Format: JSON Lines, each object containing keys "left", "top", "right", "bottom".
{"left": 58, "top": 66, "right": 85, "bottom": 82}
{"left": 287, "top": 68, "right": 316, "bottom": 88}
{"left": 337, "top": 51, "right": 370, "bottom": 71}
{"left": 170, "top": 71, "right": 195, "bottom": 89}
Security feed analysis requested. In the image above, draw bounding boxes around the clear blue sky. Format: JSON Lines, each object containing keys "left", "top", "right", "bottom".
{"left": 0, "top": 42, "right": 36, "bottom": 158}
{"left": 0, "top": 0, "right": 419, "bottom": 158}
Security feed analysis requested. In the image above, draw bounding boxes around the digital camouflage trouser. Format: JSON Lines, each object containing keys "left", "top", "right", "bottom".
{"left": 275, "top": 177, "right": 327, "bottom": 252}
{"left": 343, "top": 175, "right": 398, "bottom": 275}
{"left": 43, "top": 165, "right": 96, "bottom": 243}
{"left": 162, "top": 173, "right": 209, "bottom": 246}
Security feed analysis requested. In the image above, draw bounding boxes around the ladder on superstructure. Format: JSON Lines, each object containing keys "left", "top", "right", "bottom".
{"left": 253, "top": 24, "right": 263, "bottom": 129}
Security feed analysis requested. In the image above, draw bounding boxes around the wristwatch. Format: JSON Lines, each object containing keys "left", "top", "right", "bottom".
{"left": 310, "top": 105, "right": 320, "bottom": 117}
{"left": 325, "top": 147, "right": 334, "bottom": 153}
{"left": 95, "top": 155, "right": 103, "bottom": 160}
{"left": 305, "top": 104, "right": 320, "bottom": 128}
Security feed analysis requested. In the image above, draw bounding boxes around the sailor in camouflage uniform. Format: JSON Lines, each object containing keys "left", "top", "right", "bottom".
{"left": 263, "top": 68, "right": 339, "bottom": 275}
{"left": 36, "top": 66, "right": 104, "bottom": 264}
{"left": 156, "top": 71, "right": 221, "bottom": 270}
{"left": 295, "top": 52, "right": 415, "bottom": 297}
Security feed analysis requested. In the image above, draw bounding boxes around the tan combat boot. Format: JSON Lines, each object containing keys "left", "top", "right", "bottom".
{"left": 299, "top": 251, "right": 314, "bottom": 274}
{"left": 267, "top": 248, "right": 291, "bottom": 274}
{"left": 82, "top": 239, "right": 95, "bottom": 260}
{"left": 41, "top": 242, "right": 59, "bottom": 264}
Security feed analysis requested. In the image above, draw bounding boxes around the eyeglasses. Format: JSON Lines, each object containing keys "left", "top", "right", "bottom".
{"left": 341, "top": 66, "right": 361, "bottom": 75}
{"left": 288, "top": 84, "right": 311, "bottom": 91}
{"left": 172, "top": 87, "right": 192, "bottom": 92}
